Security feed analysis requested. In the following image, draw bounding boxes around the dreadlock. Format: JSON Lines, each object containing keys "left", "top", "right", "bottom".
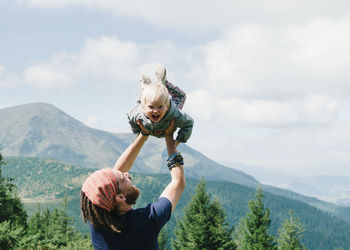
{"left": 81, "top": 191, "right": 125, "bottom": 234}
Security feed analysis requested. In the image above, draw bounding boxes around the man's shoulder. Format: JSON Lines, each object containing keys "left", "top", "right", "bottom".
{"left": 149, "top": 197, "right": 172, "bottom": 222}
{"left": 132, "top": 197, "right": 172, "bottom": 220}
{"left": 133, "top": 197, "right": 171, "bottom": 213}
{"left": 153, "top": 197, "right": 171, "bottom": 207}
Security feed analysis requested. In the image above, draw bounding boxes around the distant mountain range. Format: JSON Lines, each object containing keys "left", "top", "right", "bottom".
{"left": 225, "top": 162, "right": 350, "bottom": 206}
{"left": 1, "top": 102, "right": 349, "bottom": 222}
{"left": 276, "top": 175, "right": 350, "bottom": 206}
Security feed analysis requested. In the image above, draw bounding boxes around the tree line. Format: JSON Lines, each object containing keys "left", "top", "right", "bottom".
{"left": 0, "top": 153, "right": 92, "bottom": 249}
{"left": 159, "top": 179, "right": 306, "bottom": 250}
{"left": 0, "top": 154, "right": 304, "bottom": 249}
{"left": 0, "top": 153, "right": 345, "bottom": 249}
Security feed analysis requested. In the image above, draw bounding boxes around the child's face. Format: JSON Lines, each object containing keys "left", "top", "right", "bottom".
{"left": 143, "top": 98, "right": 168, "bottom": 123}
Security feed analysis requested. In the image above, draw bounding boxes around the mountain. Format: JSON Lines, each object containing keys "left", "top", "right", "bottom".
{"left": 225, "top": 161, "right": 350, "bottom": 206}
{"left": 2, "top": 156, "right": 350, "bottom": 250}
{"left": 0, "top": 102, "right": 128, "bottom": 169}
{"left": 0, "top": 102, "right": 257, "bottom": 186}
{"left": 2, "top": 102, "right": 350, "bottom": 223}
{"left": 279, "top": 175, "right": 350, "bottom": 206}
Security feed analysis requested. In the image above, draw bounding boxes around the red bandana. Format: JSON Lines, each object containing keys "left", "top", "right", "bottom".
{"left": 82, "top": 169, "right": 118, "bottom": 212}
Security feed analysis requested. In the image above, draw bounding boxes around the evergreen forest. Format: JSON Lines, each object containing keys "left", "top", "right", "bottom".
{"left": 2, "top": 155, "right": 350, "bottom": 249}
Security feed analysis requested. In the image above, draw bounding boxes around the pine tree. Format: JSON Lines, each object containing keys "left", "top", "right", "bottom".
{"left": 0, "top": 153, "right": 27, "bottom": 225}
{"left": 0, "top": 153, "right": 27, "bottom": 248}
{"left": 158, "top": 226, "right": 170, "bottom": 250}
{"left": 0, "top": 153, "right": 92, "bottom": 249}
{"left": 172, "top": 178, "right": 236, "bottom": 250}
{"left": 0, "top": 220, "right": 25, "bottom": 249}
{"left": 277, "top": 210, "right": 306, "bottom": 250}
{"left": 234, "top": 188, "right": 276, "bottom": 250}
{"left": 21, "top": 200, "right": 92, "bottom": 249}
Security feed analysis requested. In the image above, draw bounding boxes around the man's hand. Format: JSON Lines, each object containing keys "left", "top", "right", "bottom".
{"left": 137, "top": 120, "right": 151, "bottom": 136}
{"left": 164, "top": 119, "right": 176, "bottom": 135}
{"left": 164, "top": 119, "right": 180, "bottom": 147}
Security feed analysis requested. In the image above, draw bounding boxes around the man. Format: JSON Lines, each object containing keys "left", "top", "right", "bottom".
{"left": 81, "top": 120, "right": 185, "bottom": 249}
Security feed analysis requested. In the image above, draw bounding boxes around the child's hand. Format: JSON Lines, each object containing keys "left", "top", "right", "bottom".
{"left": 137, "top": 120, "right": 151, "bottom": 136}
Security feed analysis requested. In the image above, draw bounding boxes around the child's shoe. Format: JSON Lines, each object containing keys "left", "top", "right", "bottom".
{"left": 155, "top": 65, "right": 167, "bottom": 86}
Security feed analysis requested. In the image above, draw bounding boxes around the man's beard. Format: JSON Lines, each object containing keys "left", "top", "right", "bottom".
{"left": 124, "top": 185, "right": 140, "bottom": 205}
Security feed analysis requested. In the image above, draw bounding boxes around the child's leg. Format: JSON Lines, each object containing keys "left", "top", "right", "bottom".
{"left": 155, "top": 65, "right": 186, "bottom": 110}
{"left": 165, "top": 80, "right": 186, "bottom": 110}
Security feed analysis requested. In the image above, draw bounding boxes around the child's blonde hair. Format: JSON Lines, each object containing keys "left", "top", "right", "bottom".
{"left": 141, "top": 84, "right": 170, "bottom": 110}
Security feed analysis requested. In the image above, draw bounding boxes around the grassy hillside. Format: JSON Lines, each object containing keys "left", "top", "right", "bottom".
{"left": 3, "top": 156, "right": 350, "bottom": 250}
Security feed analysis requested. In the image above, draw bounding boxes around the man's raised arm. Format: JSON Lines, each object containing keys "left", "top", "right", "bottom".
{"left": 160, "top": 128, "right": 186, "bottom": 214}
{"left": 113, "top": 130, "right": 148, "bottom": 173}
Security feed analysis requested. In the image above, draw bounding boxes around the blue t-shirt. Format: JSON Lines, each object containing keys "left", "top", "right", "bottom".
{"left": 89, "top": 197, "right": 172, "bottom": 250}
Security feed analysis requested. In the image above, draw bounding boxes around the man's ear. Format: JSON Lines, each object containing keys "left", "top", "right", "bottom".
{"left": 116, "top": 193, "right": 126, "bottom": 202}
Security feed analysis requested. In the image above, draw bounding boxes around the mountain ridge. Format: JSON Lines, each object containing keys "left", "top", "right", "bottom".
{"left": 0, "top": 102, "right": 257, "bottom": 186}
{"left": 2, "top": 102, "right": 350, "bottom": 223}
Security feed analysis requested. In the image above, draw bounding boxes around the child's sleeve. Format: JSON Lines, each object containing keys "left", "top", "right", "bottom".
{"left": 128, "top": 118, "right": 141, "bottom": 134}
{"left": 174, "top": 110, "right": 194, "bottom": 143}
{"left": 127, "top": 106, "right": 141, "bottom": 135}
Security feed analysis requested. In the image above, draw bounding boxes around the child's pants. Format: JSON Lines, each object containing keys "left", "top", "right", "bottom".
{"left": 165, "top": 81, "right": 186, "bottom": 110}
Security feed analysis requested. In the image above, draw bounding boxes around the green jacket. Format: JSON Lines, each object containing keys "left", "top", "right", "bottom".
{"left": 127, "top": 101, "right": 194, "bottom": 143}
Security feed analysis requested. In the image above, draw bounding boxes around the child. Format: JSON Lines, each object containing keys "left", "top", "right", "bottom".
{"left": 127, "top": 65, "right": 194, "bottom": 145}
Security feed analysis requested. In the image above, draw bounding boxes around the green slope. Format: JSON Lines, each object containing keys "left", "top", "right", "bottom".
{"left": 3, "top": 156, "right": 350, "bottom": 250}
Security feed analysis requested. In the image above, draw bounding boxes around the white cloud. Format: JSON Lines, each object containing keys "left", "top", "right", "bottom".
{"left": 187, "top": 90, "right": 339, "bottom": 127}
{"left": 21, "top": 35, "right": 187, "bottom": 89}
{"left": 17, "top": 18, "right": 347, "bottom": 130}
{"left": 189, "top": 116, "right": 350, "bottom": 172}
{"left": 24, "top": 65, "right": 73, "bottom": 89}
{"left": 288, "top": 19, "right": 350, "bottom": 86}
{"left": 76, "top": 36, "right": 140, "bottom": 81}
{"left": 22, "top": 36, "right": 141, "bottom": 89}
{"left": 188, "top": 18, "right": 350, "bottom": 98}
{"left": 20, "top": 24, "right": 345, "bottom": 128}
{"left": 0, "top": 65, "right": 20, "bottom": 87}
{"left": 14, "top": 0, "right": 350, "bottom": 32}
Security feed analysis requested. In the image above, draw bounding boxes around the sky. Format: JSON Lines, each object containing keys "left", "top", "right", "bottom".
{"left": 1, "top": 0, "right": 350, "bottom": 181}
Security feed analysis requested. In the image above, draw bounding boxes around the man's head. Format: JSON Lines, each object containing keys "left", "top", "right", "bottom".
{"left": 141, "top": 83, "right": 170, "bottom": 123}
{"left": 112, "top": 170, "right": 140, "bottom": 206}
{"left": 81, "top": 168, "right": 140, "bottom": 233}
